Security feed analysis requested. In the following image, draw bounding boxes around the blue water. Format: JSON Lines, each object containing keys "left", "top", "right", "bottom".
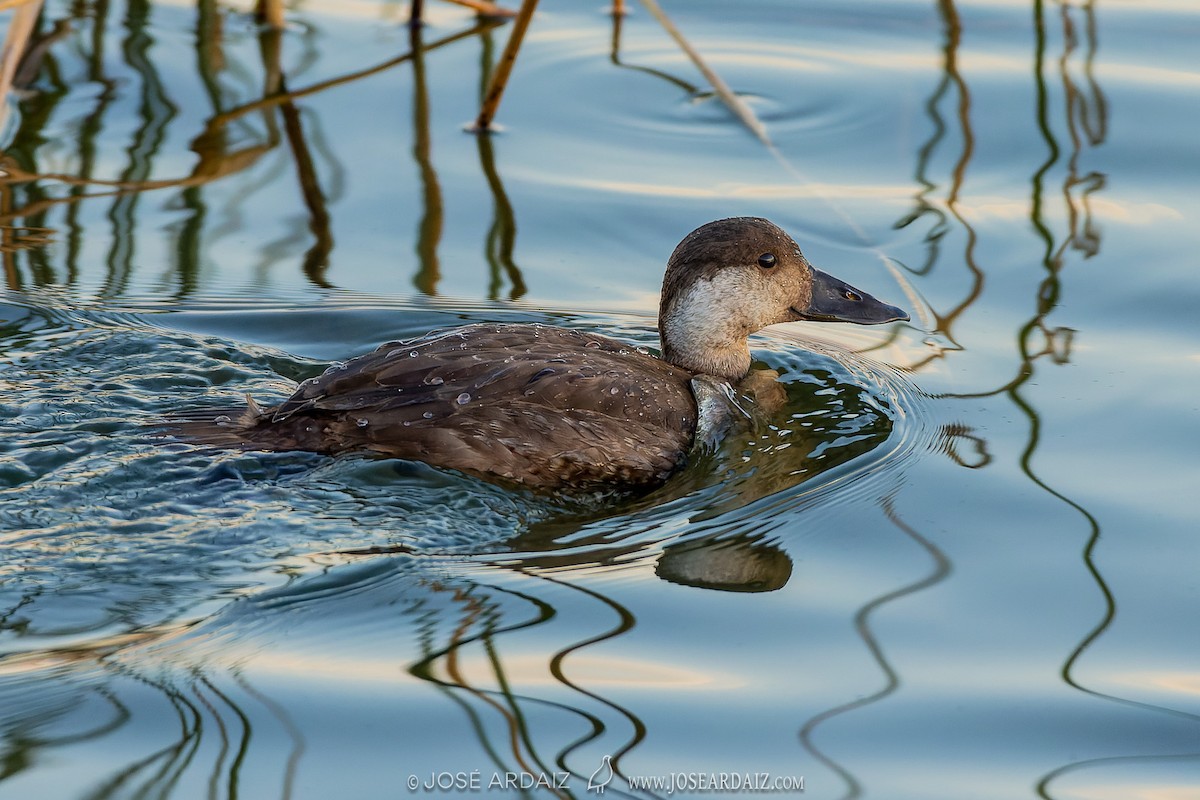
{"left": 1, "top": 1, "right": 1198, "bottom": 798}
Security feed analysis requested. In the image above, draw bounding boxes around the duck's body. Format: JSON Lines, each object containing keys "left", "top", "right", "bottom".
{"left": 179, "top": 218, "right": 908, "bottom": 490}
{"left": 243, "top": 323, "right": 698, "bottom": 489}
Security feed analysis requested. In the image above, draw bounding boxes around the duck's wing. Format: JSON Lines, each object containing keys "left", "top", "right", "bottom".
{"left": 250, "top": 324, "right": 700, "bottom": 490}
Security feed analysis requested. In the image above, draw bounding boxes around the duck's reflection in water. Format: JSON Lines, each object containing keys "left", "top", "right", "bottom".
{"left": 655, "top": 534, "right": 792, "bottom": 594}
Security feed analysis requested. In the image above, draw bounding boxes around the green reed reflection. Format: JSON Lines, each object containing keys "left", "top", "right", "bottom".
{"left": 476, "top": 29, "right": 526, "bottom": 301}
{"left": 892, "top": 0, "right": 1199, "bottom": 795}
{"left": 799, "top": 0, "right": 1172, "bottom": 796}
{"left": 405, "top": 571, "right": 645, "bottom": 799}
{"left": 0, "top": 2, "right": 509, "bottom": 296}
{"left": 894, "top": 0, "right": 980, "bottom": 369}
{"left": 798, "top": 497, "right": 950, "bottom": 800}
{"left": 410, "top": 21, "right": 442, "bottom": 296}
{"left": 0, "top": 0, "right": 777, "bottom": 300}
{"left": 1024, "top": 2, "right": 1200, "bottom": 795}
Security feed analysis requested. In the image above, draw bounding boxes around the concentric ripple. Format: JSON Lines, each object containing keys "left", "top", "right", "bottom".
{"left": 1, "top": 290, "right": 930, "bottom": 661}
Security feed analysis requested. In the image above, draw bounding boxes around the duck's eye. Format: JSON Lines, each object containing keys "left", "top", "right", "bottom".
{"left": 757, "top": 253, "right": 777, "bottom": 269}
{"left": 843, "top": 289, "right": 861, "bottom": 302}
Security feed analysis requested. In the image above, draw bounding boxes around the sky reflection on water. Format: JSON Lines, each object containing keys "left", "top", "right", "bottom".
{"left": 2, "top": 0, "right": 1200, "bottom": 798}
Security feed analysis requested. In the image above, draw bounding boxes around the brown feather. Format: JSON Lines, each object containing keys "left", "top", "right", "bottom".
{"left": 211, "top": 324, "right": 698, "bottom": 491}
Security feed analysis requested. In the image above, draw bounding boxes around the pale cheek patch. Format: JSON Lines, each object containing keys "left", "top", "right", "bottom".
{"left": 667, "top": 272, "right": 758, "bottom": 340}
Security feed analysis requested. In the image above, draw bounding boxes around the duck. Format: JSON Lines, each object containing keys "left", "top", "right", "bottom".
{"left": 179, "top": 218, "right": 907, "bottom": 491}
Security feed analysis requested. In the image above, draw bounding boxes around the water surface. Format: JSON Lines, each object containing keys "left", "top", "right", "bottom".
{"left": 1, "top": 1, "right": 1199, "bottom": 798}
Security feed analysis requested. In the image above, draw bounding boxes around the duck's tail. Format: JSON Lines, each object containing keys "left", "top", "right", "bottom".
{"left": 157, "top": 394, "right": 266, "bottom": 449}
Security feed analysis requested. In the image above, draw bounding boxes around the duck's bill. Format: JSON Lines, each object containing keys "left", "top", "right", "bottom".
{"left": 792, "top": 268, "right": 910, "bottom": 325}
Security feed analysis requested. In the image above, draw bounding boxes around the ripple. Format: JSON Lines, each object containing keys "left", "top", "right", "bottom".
{"left": 509, "top": 31, "right": 901, "bottom": 149}
{"left": 0, "top": 294, "right": 928, "bottom": 657}
{"left": 481, "top": 321, "right": 934, "bottom": 573}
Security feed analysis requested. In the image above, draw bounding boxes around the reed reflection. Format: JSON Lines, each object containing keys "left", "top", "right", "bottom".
{"left": 401, "top": 545, "right": 792, "bottom": 797}
{"left": 893, "top": 0, "right": 980, "bottom": 370}
{"left": 1026, "top": 1, "right": 1199, "bottom": 795}
{"left": 798, "top": 497, "right": 950, "bottom": 800}
{"left": 263, "top": 23, "right": 337, "bottom": 290}
{"left": 410, "top": 18, "right": 530, "bottom": 299}
{"left": 0, "top": 555, "right": 656, "bottom": 798}
{"left": 0, "top": 651, "right": 304, "bottom": 800}
{"left": 0, "top": 672, "right": 131, "bottom": 784}
{"left": 406, "top": 571, "right": 644, "bottom": 796}
{"left": 608, "top": 6, "right": 698, "bottom": 95}
{"left": 795, "top": 1, "right": 1120, "bottom": 794}
{"left": 0, "top": 1, "right": 516, "bottom": 297}
{"left": 887, "top": 0, "right": 1196, "bottom": 795}
{"left": 410, "top": 20, "right": 442, "bottom": 296}
{"left": 475, "top": 29, "right": 526, "bottom": 300}
{"left": 0, "top": 0, "right": 779, "bottom": 299}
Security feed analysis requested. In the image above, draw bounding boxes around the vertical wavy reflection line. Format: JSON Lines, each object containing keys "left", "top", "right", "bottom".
{"left": 403, "top": 568, "right": 652, "bottom": 800}
{"left": 911, "top": 1, "right": 1200, "bottom": 792}
{"left": 1025, "top": 3, "right": 1200, "bottom": 795}
{"left": 80, "top": 668, "right": 204, "bottom": 800}
{"left": 410, "top": 20, "right": 442, "bottom": 297}
{"left": 475, "top": 28, "right": 527, "bottom": 302}
{"left": 447, "top": 587, "right": 559, "bottom": 784}
{"left": 530, "top": 570, "right": 648, "bottom": 790}
{"left": 407, "top": 580, "right": 573, "bottom": 799}
{"left": 277, "top": 83, "right": 335, "bottom": 289}
{"left": 172, "top": 0, "right": 224, "bottom": 300}
{"left": 797, "top": 493, "right": 951, "bottom": 800}
{"left": 66, "top": 0, "right": 116, "bottom": 287}
{"left": 233, "top": 668, "right": 306, "bottom": 800}
{"left": 192, "top": 673, "right": 233, "bottom": 800}
{"left": 102, "top": 0, "right": 179, "bottom": 299}
{"left": 894, "top": 0, "right": 983, "bottom": 373}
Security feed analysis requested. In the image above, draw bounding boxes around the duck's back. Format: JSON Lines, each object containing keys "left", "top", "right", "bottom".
{"left": 230, "top": 324, "right": 699, "bottom": 490}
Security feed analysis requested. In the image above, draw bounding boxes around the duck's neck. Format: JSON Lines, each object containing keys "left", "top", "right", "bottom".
{"left": 659, "top": 280, "right": 752, "bottom": 382}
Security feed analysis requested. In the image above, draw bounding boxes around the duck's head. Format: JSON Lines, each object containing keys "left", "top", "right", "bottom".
{"left": 658, "top": 217, "right": 909, "bottom": 381}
